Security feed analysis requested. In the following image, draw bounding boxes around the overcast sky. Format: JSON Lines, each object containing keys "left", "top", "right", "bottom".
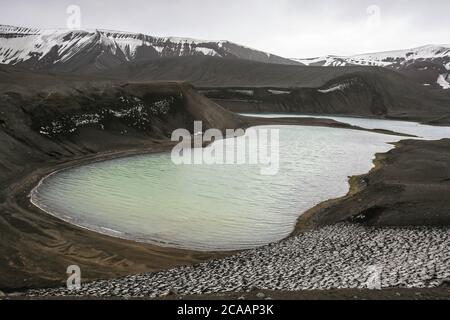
{"left": 1, "top": 0, "right": 449, "bottom": 57}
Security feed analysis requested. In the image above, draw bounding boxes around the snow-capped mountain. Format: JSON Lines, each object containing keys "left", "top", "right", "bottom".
{"left": 294, "top": 45, "right": 450, "bottom": 67}
{"left": 0, "top": 24, "right": 300, "bottom": 71}
{"left": 294, "top": 45, "right": 450, "bottom": 89}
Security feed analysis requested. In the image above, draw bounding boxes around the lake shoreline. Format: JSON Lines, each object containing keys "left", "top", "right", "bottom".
{"left": 2, "top": 115, "right": 384, "bottom": 291}
{"left": 2, "top": 139, "right": 234, "bottom": 292}
{"left": 294, "top": 138, "right": 450, "bottom": 230}
{"left": 2, "top": 117, "right": 450, "bottom": 298}
{"left": 28, "top": 121, "right": 410, "bottom": 252}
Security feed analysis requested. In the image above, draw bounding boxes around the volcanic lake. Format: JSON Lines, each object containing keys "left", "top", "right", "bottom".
{"left": 30, "top": 116, "right": 450, "bottom": 251}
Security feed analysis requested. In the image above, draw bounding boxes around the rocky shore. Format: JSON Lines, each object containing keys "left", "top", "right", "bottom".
{"left": 24, "top": 223, "right": 450, "bottom": 298}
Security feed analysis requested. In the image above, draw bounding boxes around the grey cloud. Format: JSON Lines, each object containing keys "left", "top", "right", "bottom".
{"left": 0, "top": 0, "right": 448, "bottom": 57}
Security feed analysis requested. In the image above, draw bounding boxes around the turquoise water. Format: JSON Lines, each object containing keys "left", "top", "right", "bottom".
{"left": 31, "top": 118, "right": 450, "bottom": 251}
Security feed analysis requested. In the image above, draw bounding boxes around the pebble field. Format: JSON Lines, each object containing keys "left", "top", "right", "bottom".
{"left": 27, "top": 223, "right": 450, "bottom": 298}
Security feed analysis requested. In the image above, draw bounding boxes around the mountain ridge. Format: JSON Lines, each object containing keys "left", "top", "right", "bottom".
{"left": 294, "top": 44, "right": 450, "bottom": 67}
{"left": 1, "top": 23, "right": 449, "bottom": 90}
{"left": 0, "top": 24, "right": 301, "bottom": 71}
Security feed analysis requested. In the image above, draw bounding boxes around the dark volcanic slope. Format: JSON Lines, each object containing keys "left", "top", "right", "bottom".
{"left": 0, "top": 78, "right": 244, "bottom": 192}
{"left": 96, "top": 56, "right": 450, "bottom": 124}
{"left": 0, "top": 64, "right": 110, "bottom": 95}
{"left": 201, "top": 71, "right": 450, "bottom": 124}
{"left": 8, "top": 55, "right": 450, "bottom": 124}
{"left": 98, "top": 55, "right": 371, "bottom": 87}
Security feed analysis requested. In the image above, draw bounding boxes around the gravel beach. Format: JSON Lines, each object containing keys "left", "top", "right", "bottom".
{"left": 26, "top": 223, "right": 450, "bottom": 298}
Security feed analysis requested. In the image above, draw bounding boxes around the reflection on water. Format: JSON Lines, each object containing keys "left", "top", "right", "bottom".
{"left": 31, "top": 117, "right": 450, "bottom": 251}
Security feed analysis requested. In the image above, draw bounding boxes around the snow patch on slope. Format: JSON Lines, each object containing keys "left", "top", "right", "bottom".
{"left": 0, "top": 25, "right": 223, "bottom": 65}
{"left": 293, "top": 56, "right": 348, "bottom": 67}
{"left": 437, "top": 74, "right": 450, "bottom": 89}
{"left": 0, "top": 24, "right": 298, "bottom": 68}
{"left": 318, "top": 83, "right": 348, "bottom": 93}
{"left": 0, "top": 28, "right": 98, "bottom": 64}
{"left": 268, "top": 89, "right": 291, "bottom": 95}
{"left": 296, "top": 45, "right": 450, "bottom": 68}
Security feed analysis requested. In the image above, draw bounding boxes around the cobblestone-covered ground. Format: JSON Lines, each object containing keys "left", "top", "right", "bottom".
{"left": 27, "top": 224, "right": 450, "bottom": 298}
